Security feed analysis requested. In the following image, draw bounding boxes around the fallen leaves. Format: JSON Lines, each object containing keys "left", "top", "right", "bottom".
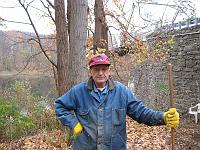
{"left": 126, "top": 117, "right": 171, "bottom": 150}
{"left": 0, "top": 130, "right": 69, "bottom": 150}
{"left": 0, "top": 117, "right": 200, "bottom": 150}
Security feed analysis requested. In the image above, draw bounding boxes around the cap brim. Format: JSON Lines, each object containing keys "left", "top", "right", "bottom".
{"left": 89, "top": 61, "right": 111, "bottom": 67}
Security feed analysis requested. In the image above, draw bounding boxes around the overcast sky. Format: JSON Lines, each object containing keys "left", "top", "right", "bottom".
{"left": 0, "top": 0, "right": 55, "bottom": 34}
{"left": 0, "top": 0, "right": 200, "bottom": 35}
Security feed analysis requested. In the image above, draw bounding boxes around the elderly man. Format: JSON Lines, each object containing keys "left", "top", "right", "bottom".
{"left": 54, "top": 53, "right": 179, "bottom": 150}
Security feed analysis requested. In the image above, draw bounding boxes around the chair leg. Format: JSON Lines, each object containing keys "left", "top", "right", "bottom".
{"left": 194, "top": 114, "right": 198, "bottom": 123}
{"left": 189, "top": 114, "right": 191, "bottom": 123}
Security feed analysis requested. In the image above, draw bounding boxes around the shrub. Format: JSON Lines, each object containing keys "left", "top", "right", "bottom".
{"left": 0, "top": 80, "right": 61, "bottom": 141}
{"left": 0, "top": 98, "right": 34, "bottom": 141}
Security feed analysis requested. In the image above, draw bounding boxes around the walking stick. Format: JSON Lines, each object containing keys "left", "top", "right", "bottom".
{"left": 168, "top": 63, "right": 176, "bottom": 150}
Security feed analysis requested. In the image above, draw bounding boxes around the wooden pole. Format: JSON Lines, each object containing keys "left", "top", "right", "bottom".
{"left": 168, "top": 63, "right": 176, "bottom": 150}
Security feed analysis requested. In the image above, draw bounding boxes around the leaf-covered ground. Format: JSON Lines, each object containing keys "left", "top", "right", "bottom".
{"left": 1, "top": 117, "right": 200, "bottom": 150}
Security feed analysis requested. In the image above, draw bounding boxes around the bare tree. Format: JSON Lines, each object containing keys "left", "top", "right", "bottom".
{"left": 93, "top": 0, "right": 108, "bottom": 54}
{"left": 67, "top": 0, "right": 88, "bottom": 88}
{"left": 15, "top": 0, "right": 88, "bottom": 95}
{"left": 54, "top": 0, "right": 69, "bottom": 95}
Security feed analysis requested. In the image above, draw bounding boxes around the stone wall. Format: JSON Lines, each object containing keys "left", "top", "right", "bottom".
{"left": 129, "top": 25, "right": 200, "bottom": 114}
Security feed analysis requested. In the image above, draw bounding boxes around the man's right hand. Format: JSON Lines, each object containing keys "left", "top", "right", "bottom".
{"left": 73, "top": 122, "right": 83, "bottom": 136}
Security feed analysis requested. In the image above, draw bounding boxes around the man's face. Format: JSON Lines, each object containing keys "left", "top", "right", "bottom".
{"left": 90, "top": 65, "right": 111, "bottom": 88}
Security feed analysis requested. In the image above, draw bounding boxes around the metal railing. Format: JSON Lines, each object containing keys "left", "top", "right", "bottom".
{"left": 160, "top": 17, "right": 200, "bottom": 31}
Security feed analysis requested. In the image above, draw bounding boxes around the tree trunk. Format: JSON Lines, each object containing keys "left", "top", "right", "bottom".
{"left": 68, "top": 0, "right": 88, "bottom": 87}
{"left": 93, "top": 0, "right": 108, "bottom": 54}
{"left": 54, "top": 0, "right": 69, "bottom": 96}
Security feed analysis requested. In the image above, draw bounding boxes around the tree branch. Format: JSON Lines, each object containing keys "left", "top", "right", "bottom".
{"left": 18, "top": 0, "right": 57, "bottom": 68}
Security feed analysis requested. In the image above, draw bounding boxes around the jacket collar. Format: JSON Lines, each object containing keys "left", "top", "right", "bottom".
{"left": 87, "top": 77, "right": 115, "bottom": 90}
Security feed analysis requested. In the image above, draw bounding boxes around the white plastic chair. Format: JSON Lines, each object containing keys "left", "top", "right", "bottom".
{"left": 188, "top": 103, "right": 200, "bottom": 123}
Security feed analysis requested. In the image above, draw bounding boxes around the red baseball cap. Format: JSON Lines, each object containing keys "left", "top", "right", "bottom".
{"left": 89, "top": 53, "right": 111, "bottom": 68}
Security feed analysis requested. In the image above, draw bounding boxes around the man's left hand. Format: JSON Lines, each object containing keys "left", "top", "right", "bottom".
{"left": 163, "top": 108, "right": 179, "bottom": 128}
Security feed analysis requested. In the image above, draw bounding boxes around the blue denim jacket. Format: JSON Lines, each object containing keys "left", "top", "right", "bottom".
{"left": 54, "top": 78, "right": 165, "bottom": 150}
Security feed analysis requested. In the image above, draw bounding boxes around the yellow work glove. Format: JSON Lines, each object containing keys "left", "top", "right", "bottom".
{"left": 73, "top": 122, "right": 83, "bottom": 136}
{"left": 163, "top": 108, "right": 179, "bottom": 128}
